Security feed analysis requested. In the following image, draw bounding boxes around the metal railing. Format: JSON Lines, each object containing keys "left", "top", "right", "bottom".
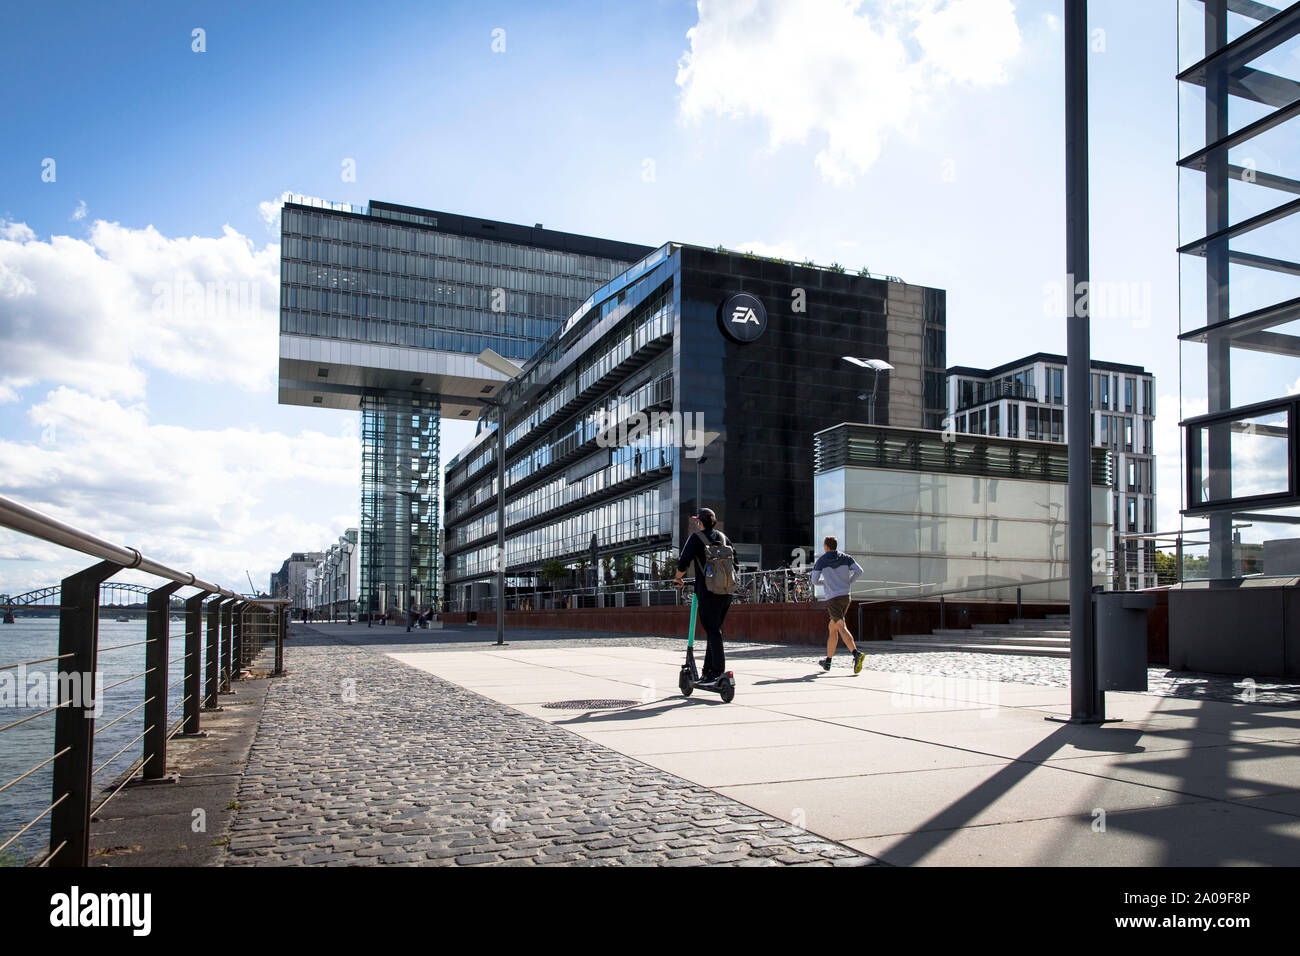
{"left": 447, "top": 568, "right": 819, "bottom": 613}
{"left": 0, "top": 494, "right": 289, "bottom": 867}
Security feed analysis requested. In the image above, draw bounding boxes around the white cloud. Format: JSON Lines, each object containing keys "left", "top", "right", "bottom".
{"left": 259, "top": 191, "right": 292, "bottom": 235}
{"left": 0, "top": 217, "right": 279, "bottom": 401}
{"left": 677, "top": 0, "right": 1022, "bottom": 184}
{"left": 0, "top": 387, "right": 358, "bottom": 595}
{"left": 1, "top": 220, "right": 35, "bottom": 242}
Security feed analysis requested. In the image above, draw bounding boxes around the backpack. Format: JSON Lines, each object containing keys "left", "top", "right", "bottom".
{"left": 693, "top": 530, "right": 738, "bottom": 595}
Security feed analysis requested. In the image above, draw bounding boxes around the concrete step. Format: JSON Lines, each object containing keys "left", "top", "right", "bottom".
{"left": 888, "top": 639, "right": 1070, "bottom": 658}
{"left": 899, "top": 633, "right": 1069, "bottom": 648}
{"left": 931, "top": 627, "right": 1070, "bottom": 640}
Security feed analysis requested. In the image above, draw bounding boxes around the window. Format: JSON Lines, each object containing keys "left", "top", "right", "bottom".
{"left": 1050, "top": 368, "right": 1064, "bottom": 405}
{"left": 1125, "top": 417, "right": 1134, "bottom": 452}
{"left": 1125, "top": 377, "right": 1134, "bottom": 412}
{"left": 1008, "top": 403, "right": 1019, "bottom": 438}
{"left": 989, "top": 405, "right": 1000, "bottom": 437}
{"left": 1100, "top": 416, "right": 1109, "bottom": 447}
{"left": 1143, "top": 379, "right": 1153, "bottom": 416}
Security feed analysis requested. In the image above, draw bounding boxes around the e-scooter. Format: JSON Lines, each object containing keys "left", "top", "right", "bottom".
{"left": 679, "top": 591, "right": 736, "bottom": 703}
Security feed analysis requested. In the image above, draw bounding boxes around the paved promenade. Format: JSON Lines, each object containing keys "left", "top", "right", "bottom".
{"left": 220, "top": 626, "right": 868, "bottom": 865}
{"left": 211, "top": 623, "right": 1300, "bottom": 866}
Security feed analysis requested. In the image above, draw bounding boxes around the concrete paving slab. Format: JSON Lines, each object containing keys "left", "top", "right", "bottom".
{"left": 717, "top": 761, "right": 1202, "bottom": 842}
{"left": 518, "top": 699, "right": 807, "bottom": 730}
{"left": 574, "top": 717, "right": 868, "bottom": 756}
{"left": 641, "top": 735, "right": 1008, "bottom": 788}
{"left": 1045, "top": 741, "right": 1300, "bottom": 801}
{"left": 822, "top": 707, "right": 1246, "bottom": 760}
{"left": 842, "top": 799, "right": 1300, "bottom": 866}
{"left": 749, "top": 696, "right": 992, "bottom": 719}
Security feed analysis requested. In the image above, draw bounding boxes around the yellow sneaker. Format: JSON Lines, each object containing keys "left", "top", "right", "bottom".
{"left": 853, "top": 650, "right": 864, "bottom": 675}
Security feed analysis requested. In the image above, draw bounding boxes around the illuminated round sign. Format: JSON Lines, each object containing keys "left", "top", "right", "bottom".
{"left": 719, "top": 293, "right": 767, "bottom": 344}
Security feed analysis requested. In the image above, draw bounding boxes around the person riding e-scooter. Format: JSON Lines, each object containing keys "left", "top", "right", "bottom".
{"left": 673, "top": 508, "right": 732, "bottom": 685}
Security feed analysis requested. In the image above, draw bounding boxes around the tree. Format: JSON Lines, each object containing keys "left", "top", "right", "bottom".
{"left": 615, "top": 554, "right": 636, "bottom": 586}
{"left": 539, "top": 559, "right": 569, "bottom": 588}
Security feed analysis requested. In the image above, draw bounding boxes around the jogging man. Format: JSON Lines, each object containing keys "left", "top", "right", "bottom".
{"left": 673, "top": 508, "right": 731, "bottom": 684}
{"left": 810, "top": 535, "right": 864, "bottom": 673}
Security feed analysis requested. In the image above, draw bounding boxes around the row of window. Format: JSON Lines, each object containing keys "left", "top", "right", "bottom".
{"left": 281, "top": 237, "right": 603, "bottom": 300}
{"left": 282, "top": 308, "right": 536, "bottom": 360}
{"left": 280, "top": 260, "right": 581, "bottom": 322}
{"left": 283, "top": 208, "right": 624, "bottom": 281}
{"left": 447, "top": 487, "right": 670, "bottom": 581}
{"left": 282, "top": 286, "right": 562, "bottom": 341}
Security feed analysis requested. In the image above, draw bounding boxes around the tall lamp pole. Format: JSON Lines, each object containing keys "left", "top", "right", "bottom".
{"left": 477, "top": 349, "right": 527, "bottom": 647}
{"left": 1057, "top": 0, "right": 1103, "bottom": 724}
{"left": 843, "top": 356, "right": 894, "bottom": 425}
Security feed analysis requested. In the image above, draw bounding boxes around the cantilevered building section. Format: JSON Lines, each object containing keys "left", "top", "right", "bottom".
{"left": 278, "top": 196, "right": 650, "bottom": 617}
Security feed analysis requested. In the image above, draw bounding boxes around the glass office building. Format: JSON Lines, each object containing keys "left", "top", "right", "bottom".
{"left": 443, "top": 244, "right": 947, "bottom": 609}
{"left": 813, "top": 423, "right": 1113, "bottom": 603}
{"left": 278, "top": 196, "right": 650, "bottom": 616}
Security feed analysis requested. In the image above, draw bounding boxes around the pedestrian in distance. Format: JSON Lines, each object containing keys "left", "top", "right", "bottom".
{"left": 672, "top": 508, "right": 734, "bottom": 684}
{"left": 810, "top": 535, "right": 865, "bottom": 674}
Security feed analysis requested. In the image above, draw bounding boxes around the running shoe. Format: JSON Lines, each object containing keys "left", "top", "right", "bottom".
{"left": 818, "top": 657, "right": 832, "bottom": 671}
{"left": 853, "top": 650, "right": 865, "bottom": 675}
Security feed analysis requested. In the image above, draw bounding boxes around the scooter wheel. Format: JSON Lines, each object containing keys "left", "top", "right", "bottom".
{"left": 679, "top": 669, "right": 693, "bottom": 697}
{"left": 719, "top": 679, "right": 735, "bottom": 703}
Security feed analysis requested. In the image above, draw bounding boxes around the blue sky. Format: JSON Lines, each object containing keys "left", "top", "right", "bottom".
{"left": 0, "top": 0, "right": 1240, "bottom": 593}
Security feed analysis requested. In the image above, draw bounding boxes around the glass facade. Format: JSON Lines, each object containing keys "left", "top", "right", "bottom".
{"left": 1177, "top": 2, "right": 1300, "bottom": 578}
{"left": 278, "top": 198, "right": 650, "bottom": 615}
{"left": 443, "top": 244, "right": 947, "bottom": 608}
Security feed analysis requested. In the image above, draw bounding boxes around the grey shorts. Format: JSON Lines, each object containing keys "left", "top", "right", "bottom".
{"left": 825, "top": 594, "right": 851, "bottom": 622}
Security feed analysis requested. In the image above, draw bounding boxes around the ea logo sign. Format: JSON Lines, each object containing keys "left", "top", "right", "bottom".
{"left": 719, "top": 293, "right": 767, "bottom": 344}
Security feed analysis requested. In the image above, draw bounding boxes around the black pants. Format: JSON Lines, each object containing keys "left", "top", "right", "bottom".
{"left": 696, "top": 592, "right": 732, "bottom": 679}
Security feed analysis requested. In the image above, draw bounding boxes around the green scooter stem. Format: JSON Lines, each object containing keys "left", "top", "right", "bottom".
{"left": 687, "top": 592, "right": 698, "bottom": 649}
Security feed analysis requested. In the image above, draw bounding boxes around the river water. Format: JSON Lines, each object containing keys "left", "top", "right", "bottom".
{"left": 1, "top": 617, "right": 189, "bottom": 863}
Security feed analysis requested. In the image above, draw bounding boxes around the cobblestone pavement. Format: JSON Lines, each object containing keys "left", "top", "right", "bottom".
{"left": 220, "top": 630, "right": 874, "bottom": 866}
{"left": 338, "top": 624, "right": 1300, "bottom": 708}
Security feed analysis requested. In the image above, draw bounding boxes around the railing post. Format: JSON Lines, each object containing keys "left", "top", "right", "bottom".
{"left": 220, "top": 600, "right": 234, "bottom": 694}
{"left": 49, "top": 560, "right": 120, "bottom": 867}
{"left": 939, "top": 596, "right": 946, "bottom": 630}
{"left": 274, "top": 605, "right": 285, "bottom": 676}
{"left": 1016, "top": 587, "right": 1022, "bottom": 620}
{"left": 232, "top": 602, "right": 245, "bottom": 677}
{"left": 181, "top": 590, "right": 211, "bottom": 736}
{"left": 205, "top": 597, "right": 223, "bottom": 710}
{"left": 144, "top": 581, "right": 183, "bottom": 780}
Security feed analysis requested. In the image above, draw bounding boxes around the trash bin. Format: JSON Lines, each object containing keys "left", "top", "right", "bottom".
{"left": 1095, "top": 591, "right": 1153, "bottom": 691}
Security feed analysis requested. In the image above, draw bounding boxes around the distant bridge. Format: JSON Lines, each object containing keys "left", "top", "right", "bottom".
{"left": 1, "top": 582, "right": 246, "bottom": 617}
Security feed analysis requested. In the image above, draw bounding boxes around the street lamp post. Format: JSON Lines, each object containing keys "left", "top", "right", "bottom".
{"left": 843, "top": 356, "right": 894, "bottom": 425}
{"left": 477, "top": 348, "right": 527, "bottom": 647}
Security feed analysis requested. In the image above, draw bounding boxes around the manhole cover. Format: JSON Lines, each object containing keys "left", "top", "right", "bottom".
{"left": 541, "top": 699, "right": 638, "bottom": 710}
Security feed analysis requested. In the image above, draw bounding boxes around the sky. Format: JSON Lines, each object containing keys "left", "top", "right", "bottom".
{"left": 0, "top": 0, "right": 1266, "bottom": 596}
